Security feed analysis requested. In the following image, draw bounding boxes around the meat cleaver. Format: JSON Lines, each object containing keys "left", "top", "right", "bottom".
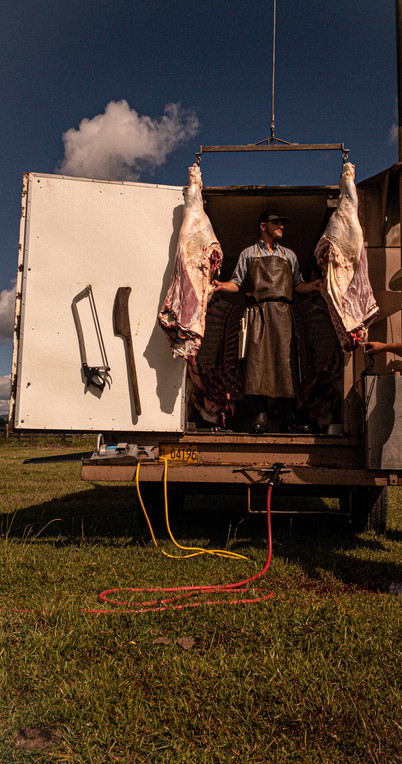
{"left": 113, "top": 286, "right": 142, "bottom": 415}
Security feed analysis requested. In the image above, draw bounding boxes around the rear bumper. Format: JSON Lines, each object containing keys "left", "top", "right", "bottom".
{"left": 81, "top": 461, "right": 392, "bottom": 486}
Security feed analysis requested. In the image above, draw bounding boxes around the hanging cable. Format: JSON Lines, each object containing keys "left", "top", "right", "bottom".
{"left": 135, "top": 457, "right": 248, "bottom": 560}
{"left": 270, "top": 0, "right": 277, "bottom": 141}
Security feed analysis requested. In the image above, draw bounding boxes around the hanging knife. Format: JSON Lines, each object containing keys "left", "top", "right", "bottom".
{"left": 113, "top": 286, "right": 142, "bottom": 415}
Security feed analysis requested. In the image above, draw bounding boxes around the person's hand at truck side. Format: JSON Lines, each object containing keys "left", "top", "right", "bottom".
{"left": 364, "top": 341, "right": 402, "bottom": 358}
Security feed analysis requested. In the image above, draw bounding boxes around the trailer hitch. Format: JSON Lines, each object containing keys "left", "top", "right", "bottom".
{"left": 267, "top": 462, "right": 290, "bottom": 486}
{"left": 232, "top": 462, "right": 290, "bottom": 485}
{"left": 232, "top": 463, "right": 290, "bottom": 517}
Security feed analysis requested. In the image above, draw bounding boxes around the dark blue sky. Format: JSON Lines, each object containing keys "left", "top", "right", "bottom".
{"left": 0, "top": 0, "right": 398, "bottom": 395}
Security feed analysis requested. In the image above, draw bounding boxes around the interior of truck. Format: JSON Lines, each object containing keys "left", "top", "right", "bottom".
{"left": 184, "top": 184, "right": 344, "bottom": 435}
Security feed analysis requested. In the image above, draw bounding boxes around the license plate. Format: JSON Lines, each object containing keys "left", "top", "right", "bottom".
{"left": 159, "top": 444, "right": 198, "bottom": 463}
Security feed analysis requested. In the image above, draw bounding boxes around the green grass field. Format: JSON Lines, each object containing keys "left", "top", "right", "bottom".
{"left": 1, "top": 439, "right": 401, "bottom": 763}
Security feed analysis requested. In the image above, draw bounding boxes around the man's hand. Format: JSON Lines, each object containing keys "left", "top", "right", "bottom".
{"left": 213, "top": 280, "right": 239, "bottom": 294}
{"left": 294, "top": 278, "right": 323, "bottom": 296}
{"left": 309, "top": 278, "right": 323, "bottom": 293}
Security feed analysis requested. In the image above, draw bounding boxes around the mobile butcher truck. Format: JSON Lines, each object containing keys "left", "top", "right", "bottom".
{"left": 9, "top": 159, "right": 402, "bottom": 530}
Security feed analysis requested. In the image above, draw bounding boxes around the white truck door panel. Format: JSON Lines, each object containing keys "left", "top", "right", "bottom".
{"left": 12, "top": 173, "right": 185, "bottom": 432}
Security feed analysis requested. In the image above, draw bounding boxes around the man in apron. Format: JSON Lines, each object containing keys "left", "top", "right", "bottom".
{"left": 214, "top": 210, "right": 322, "bottom": 433}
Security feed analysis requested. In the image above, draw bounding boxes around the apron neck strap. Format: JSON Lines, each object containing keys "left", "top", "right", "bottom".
{"left": 258, "top": 241, "right": 285, "bottom": 258}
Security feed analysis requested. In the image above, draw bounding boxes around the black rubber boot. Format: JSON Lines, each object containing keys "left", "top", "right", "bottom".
{"left": 251, "top": 396, "right": 268, "bottom": 434}
{"left": 280, "top": 398, "right": 311, "bottom": 433}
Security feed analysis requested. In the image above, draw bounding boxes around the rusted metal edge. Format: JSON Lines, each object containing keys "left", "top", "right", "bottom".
{"left": 81, "top": 463, "right": 391, "bottom": 486}
{"left": 202, "top": 185, "right": 340, "bottom": 196}
{"left": 199, "top": 143, "right": 347, "bottom": 153}
{"left": 8, "top": 429, "right": 362, "bottom": 445}
{"left": 9, "top": 172, "right": 30, "bottom": 431}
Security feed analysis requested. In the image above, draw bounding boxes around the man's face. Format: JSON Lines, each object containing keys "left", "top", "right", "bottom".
{"left": 263, "top": 218, "right": 284, "bottom": 241}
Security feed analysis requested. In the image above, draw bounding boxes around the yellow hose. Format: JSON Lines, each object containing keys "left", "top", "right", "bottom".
{"left": 135, "top": 461, "right": 186, "bottom": 558}
{"left": 135, "top": 458, "right": 248, "bottom": 561}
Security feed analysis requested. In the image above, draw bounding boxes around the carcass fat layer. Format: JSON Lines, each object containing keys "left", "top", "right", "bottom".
{"left": 314, "top": 162, "right": 379, "bottom": 349}
{"left": 158, "top": 164, "right": 223, "bottom": 362}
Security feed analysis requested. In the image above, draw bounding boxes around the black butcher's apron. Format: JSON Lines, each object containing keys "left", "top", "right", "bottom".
{"left": 243, "top": 252, "right": 298, "bottom": 399}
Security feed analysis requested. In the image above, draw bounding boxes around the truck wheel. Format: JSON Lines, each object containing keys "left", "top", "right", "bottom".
{"left": 347, "top": 486, "right": 388, "bottom": 532}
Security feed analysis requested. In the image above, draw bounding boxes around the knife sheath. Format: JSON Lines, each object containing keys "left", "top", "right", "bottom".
{"left": 113, "top": 286, "right": 142, "bottom": 415}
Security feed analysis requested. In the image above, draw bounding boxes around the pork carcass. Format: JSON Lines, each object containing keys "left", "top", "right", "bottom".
{"left": 158, "top": 164, "right": 223, "bottom": 363}
{"left": 314, "top": 162, "right": 379, "bottom": 350}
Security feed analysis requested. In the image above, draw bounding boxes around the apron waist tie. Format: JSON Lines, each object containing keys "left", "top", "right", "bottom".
{"left": 247, "top": 296, "right": 293, "bottom": 306}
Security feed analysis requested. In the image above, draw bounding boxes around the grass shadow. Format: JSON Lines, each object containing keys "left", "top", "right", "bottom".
{"left": 2, "top": 482, "right": 401, "bottom": 592}
{"left": 1, "top": 486, "right": 141, "bottom": 544}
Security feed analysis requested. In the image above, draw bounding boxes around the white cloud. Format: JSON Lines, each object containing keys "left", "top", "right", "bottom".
{"left": 389, "top": 123, "right": 398, "bottom": 145}
{"left": 57, "top": 100, "right": 199, "bottom": 181}
{"left": 0, "top": 376, "right": 11, "bottom": 398}
{"left": 0, "top": 280, "right": 16, "bottom": 342}
{"left": 0, "top": 375, "right": 11, "bottom": 418}
{"left": 389, "top": 99, "right": 398, "bottom": 146}
{"left": 0, "top": 402, "right": 9, "bottom": 418}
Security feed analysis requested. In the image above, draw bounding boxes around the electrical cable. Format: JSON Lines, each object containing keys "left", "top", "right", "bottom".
{"left": 89, "top": 476, "right": 275, "bottom": 614}
{"left": 136, "top": 456, "right": 248, "bottom": 560}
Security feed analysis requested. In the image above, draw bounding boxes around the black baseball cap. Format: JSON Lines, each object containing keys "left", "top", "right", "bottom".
{"left": 258, "top": 209, "right": 290, "bottom": 226}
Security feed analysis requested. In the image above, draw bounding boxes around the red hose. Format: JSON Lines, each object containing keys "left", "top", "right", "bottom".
{"left": 90, "top": 484, "right": 274, "bottom": 614}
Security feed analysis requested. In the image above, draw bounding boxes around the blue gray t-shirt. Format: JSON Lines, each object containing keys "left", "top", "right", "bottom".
{"left": 231, "top": 240, "right": 304, "bottom": 289}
